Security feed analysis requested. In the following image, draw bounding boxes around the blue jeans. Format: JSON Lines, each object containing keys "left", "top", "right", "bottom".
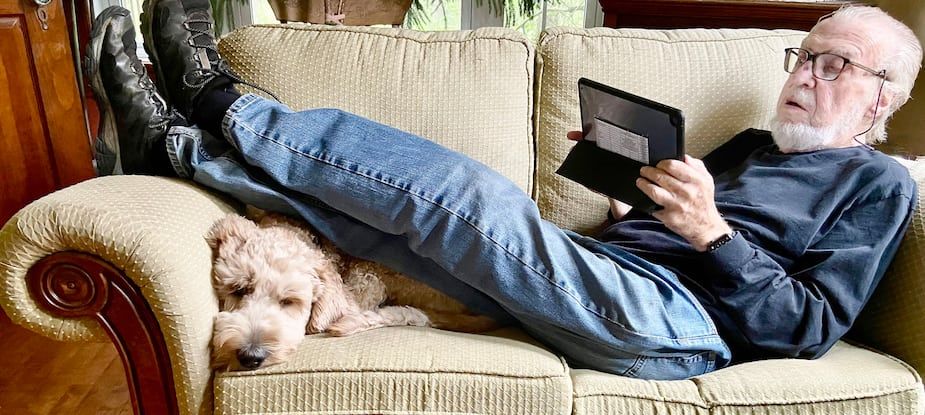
{"left": 166, "top": 94, "right": 731, "bottom": 380}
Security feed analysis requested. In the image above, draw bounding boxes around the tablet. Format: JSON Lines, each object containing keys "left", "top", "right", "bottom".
{"left": 556, "top": 78, "right": 685, "bottom": 213}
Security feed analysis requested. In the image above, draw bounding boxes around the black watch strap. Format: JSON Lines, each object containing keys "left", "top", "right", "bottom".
{"left": 706, "top": 230, "right": 738, "bottom": 252}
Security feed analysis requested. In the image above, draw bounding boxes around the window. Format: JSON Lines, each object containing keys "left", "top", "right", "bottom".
{"left": 249, "top": 0, "right": 602, "bottom": 40}
{"left": 511, "top": 0, "right": 596, "bottom": 40}
{"left": 93, "top": 0, "right": 148, "bottom": 58}
{"left": 95, "top": 0, "right": 603, "bottom": 60}
{"left": 404, "top": 0, "right": 463, "bottom": 31}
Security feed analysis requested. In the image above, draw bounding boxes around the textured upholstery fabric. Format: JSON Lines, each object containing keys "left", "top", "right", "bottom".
{"left": 573, "top": 369, "right": 709, "bottom": 415}
{"left": 853, "top": 158, "right": 925, "bottom": 380}
{"left": 214, "top": 327, "right": 572, "bottom": 415}
{"left": 534, "top": 27, "right": 807, "bottom": 234}
{"left": 2, "top": 24, "right": 925, "bottom": 415}
{"left": 0, "top": 176, "right": 238, "bottom": 415}
{"left": 218, "top": 24, "right": 536, "bottom": 196}
{"left": 572, "top": 342, "right": 923, "bottom": 415}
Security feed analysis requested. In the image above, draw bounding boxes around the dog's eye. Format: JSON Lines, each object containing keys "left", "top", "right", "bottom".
{"left": 280, "top": 298, "right": 296, "bottom": 307}
{"left": 232, "top": 287, "right": 251, "bottom": 297}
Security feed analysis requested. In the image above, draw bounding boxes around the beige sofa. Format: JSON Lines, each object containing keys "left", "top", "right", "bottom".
{"left": 1, "top": 24, "right": 924, "bottom": 415}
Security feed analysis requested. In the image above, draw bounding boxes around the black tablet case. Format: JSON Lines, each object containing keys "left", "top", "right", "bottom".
{"left": 556, "top": 78, "right": 685, "bottom": 213}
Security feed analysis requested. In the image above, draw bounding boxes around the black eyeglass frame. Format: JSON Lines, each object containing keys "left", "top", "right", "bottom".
{"left": 784, "top": 47, "right": 887, "bottom": 81}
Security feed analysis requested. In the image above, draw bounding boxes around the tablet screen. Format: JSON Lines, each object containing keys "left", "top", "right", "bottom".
{"left": 557, "top": 79, "right": 686, "bottom": 212}
{"left": 578, "top": 78, "right": 684, "bottom": 164}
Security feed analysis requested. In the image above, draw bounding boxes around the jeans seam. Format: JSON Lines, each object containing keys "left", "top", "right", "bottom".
{"left": 164, "top": 133, "right": 189, "bottom": 178}
{"left": 228, "top": 111, "right": 721, "bottom": 345}
{"left": 703, "top": 352, "right": 716, "bottom": 374}
{"left": 221, "top": 94, "right": 262, "bottom": 152}
{"left": 622, "top": 355, "right": 647, "bottom": 377}
{"left": 625, "top": 351, "right": 715, "bottom": 379}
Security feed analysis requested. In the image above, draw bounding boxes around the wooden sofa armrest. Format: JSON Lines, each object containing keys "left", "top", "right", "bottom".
{"left": 27, "top": 251, "right": 178, "bottom": 414}
{"left": 0, "top": 176, "right": 239, "bottom": 415}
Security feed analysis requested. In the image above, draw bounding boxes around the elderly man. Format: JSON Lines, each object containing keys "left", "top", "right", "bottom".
{"left": 87, "top": 2, "right": 921, "bottom": 380}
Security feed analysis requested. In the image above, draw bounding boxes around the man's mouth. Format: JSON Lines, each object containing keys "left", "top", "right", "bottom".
{"left": 785, "top": 100, "right": 805, "bottom": 111}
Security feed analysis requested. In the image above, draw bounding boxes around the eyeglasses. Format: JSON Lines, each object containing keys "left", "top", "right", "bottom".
{"left": 784, "top": 48, "right": 887, "bottom": 81}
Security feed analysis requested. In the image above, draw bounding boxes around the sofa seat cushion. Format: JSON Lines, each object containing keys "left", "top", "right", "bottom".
{"left": 218, "top": 24, "right": 536, "bottom": 195}
{"left": 572, "top": 341, "right": 924, "bottom": 415}
{"left": 213, "top": 327, "right": 572, "bottom": 415}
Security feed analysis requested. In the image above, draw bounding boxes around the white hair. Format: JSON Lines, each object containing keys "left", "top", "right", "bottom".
{"left": 822, "top": 6, "right": 923, "bottom": 145}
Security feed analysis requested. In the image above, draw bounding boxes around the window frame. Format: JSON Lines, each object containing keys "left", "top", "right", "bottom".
{"left": 240, "top": 0, "right": 604, "bottom": 32}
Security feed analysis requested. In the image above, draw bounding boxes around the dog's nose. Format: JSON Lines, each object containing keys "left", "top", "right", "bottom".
{"left": 237, "top": 347, "right": 267, "bottom": 369}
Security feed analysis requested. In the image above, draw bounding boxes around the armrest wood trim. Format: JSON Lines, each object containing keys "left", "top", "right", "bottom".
{"left": 27, "top": 251, "right": 179, "bottom": 415}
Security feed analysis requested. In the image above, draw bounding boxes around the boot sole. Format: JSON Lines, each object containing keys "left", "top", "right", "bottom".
{"left": 140, "top": 0, "right": 171, "bottom": 107}
{"left": 86, "top": 7, "right": 130, "bottom": 175}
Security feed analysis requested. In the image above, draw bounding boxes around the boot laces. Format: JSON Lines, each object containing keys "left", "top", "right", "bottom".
{"left": 130, "top": 60, "right": 172, "bottom": 129}
{"left": 181, "top": 17, "right": 280, "bottom": 102}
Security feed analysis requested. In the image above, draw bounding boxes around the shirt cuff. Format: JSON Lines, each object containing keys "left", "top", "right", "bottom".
{"left": 700, "top": 232, "right": 755, "bottom": 277}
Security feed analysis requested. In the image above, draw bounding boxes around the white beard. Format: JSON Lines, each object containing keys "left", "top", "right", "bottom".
{"left": 769, "top": 120, "right": 841, "bottom": 153}
{"left": 770, "top": 92, "right": 868, "bottom": 153}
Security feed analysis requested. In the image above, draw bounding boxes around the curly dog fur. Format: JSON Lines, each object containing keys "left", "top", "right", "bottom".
{"left": 207, "top": 209, "right": 499, "bottom": 370}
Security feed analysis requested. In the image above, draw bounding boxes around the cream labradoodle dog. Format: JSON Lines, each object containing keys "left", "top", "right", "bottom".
{"left": 207, "top": 209, "right": 498, "bottom": 370}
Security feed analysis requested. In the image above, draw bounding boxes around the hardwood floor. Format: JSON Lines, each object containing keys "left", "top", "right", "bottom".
{"left": 0, "top": 309, "right": 131, "bottom": 414}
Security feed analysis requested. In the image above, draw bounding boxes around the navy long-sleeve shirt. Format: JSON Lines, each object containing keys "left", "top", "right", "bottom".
{"left": 599, "top": 129, "right": 917, "bottom": 362}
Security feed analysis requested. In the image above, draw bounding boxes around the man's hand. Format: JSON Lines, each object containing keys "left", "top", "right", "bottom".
{"left": 637, "top": 155, "right": 731, "bottom": 252}
{"left": 567, "top": 130, "right": 633, "bottom": 221}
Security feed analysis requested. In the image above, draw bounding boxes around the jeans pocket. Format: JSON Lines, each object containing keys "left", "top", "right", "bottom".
{"left": 628, "top": 351, "right": 718, "bottom": 381}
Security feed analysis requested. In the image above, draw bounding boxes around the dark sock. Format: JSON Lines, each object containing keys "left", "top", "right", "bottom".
{"left": 148, "top": 117, "right": 190, "bottom": 177}
{"left": 151, "top": 136, "right": 178, "bottom": 177}
{"left": 190, "top": 83, "right": 242, "bottom": 140}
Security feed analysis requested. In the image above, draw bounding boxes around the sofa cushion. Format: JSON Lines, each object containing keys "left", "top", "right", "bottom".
{"left": 571, "top": 341, "right": 924, "bottom": 415}
{"left": 534, "top": 27, "right": 806, "bottom": 234}
{"left": 213, "top": 327, "right": 572, "bottom": 414}
{"left": 853, "top": 158, "right": 925, "bottom": 379}
{"left": 218, "top": 24, "right": 536, "bottom": 195}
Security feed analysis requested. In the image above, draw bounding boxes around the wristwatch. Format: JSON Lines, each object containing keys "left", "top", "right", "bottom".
{"left": 706, "top": 230, "right": 738, "bottom": 252}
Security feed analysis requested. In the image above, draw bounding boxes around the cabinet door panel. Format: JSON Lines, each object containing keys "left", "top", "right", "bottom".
{"left": 0, "top": 0, "right": 94, "bottom": 224}
{"left": 0, "top": 16, "right": 58, "bottom": 222}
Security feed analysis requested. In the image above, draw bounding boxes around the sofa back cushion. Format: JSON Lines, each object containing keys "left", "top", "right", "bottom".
{"left": 534, "top": 27, "right": 806, "bottom": 234}
{"left": 219, "top": 24, "right": 536, "bottom": 194}
{"left": 851, "top": 158, "right": 925, "bottom": 378}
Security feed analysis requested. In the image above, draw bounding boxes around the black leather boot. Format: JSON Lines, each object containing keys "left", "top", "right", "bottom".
{"left": 86, "top": 6, "right": 180, "bottom": 175}
{"left": 141, "top": 0, "right": 245, "bottom": 118}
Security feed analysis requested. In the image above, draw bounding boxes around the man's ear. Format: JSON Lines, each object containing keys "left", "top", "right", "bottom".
{"left": 205, "top": 214, "right": 258, "bottom": 255}
{"left": 868, "top": 85, "right": 893, "bottom": 121}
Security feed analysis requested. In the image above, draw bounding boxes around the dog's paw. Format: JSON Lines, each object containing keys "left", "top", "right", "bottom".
{"left": 326, "top": 311, "right": 377, "bottom": 337}
{"left": 327, "top": 306, "right": 433, "bottom": 337}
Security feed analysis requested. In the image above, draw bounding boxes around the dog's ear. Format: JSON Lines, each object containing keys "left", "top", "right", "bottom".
{"left": 206, "top": 214, "right": 258, "bottom": 255}
{"left": 307, "top": 261, "right": 356, "bottom": 333}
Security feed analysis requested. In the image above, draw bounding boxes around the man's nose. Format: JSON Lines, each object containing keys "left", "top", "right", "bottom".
{"left": 791, "top": 60, "right": 816, "bottom": 87}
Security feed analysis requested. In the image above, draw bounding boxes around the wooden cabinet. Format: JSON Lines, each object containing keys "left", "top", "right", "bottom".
{"left": 0, "top": 0, "right": 95, "bottom": 224}
{"left": 598, "top": 0, "right": 860, "bottom": 31}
